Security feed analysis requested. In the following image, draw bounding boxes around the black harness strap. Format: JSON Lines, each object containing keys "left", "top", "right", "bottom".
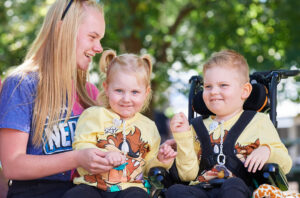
{"left": 191, "top": 116, "right": 216, "bottom": 171}
{"left": 223, "top": 111, "right": 256, "bottom": 186}
{"left": 191, "top": 111, "right": 257, "bottom": 186}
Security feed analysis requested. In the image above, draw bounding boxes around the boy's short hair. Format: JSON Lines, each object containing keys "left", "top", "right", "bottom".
{"left": 203, "top": 50, "right": 250, "bottom": 83}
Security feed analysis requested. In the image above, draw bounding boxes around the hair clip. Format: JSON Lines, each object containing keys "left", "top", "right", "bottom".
{"left": 61, "top": 0, "right": 74, "bottom": 20}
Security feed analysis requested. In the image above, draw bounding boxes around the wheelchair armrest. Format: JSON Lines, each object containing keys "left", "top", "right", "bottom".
{"left": 253, "top": 163, "right": 288, "bottom": 191}
{"left": 148, "top": 167, "right": 174, "bottom": 198}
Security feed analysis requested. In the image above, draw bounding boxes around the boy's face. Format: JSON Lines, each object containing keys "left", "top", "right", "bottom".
{"left": 203, "top": 65, "right": 251, "bottom": 121}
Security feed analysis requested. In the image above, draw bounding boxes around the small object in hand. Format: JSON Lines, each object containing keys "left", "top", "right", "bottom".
{"left": 113, "top": 162, "right": 128, "bottom": 170}
{"left": 217, "top": 170, "right": 225, "bottom": 179}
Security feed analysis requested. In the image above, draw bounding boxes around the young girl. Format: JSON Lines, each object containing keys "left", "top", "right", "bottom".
{"left": 63, "top": 50, "right": 176, "bottom": 198}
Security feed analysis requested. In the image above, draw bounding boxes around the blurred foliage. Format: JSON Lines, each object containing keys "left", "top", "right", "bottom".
{"left": 0, "top": 0, "right": 299, "bottom": 111}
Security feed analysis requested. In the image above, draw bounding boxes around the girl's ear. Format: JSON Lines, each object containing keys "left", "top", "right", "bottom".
{"left": 242, "top": 82, "right": 252, "bottom": 100}
{"left": 146, "top": 85, "right": 151, "bottom": 96}
{"left": 102, "top": 81, "right": 108, "bottom": 93}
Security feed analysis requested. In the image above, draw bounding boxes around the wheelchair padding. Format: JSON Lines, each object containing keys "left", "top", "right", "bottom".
{"left": 192, "top": 82, "right": 269, "bottom": 116}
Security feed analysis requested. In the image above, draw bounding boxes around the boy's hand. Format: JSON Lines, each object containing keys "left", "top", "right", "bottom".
{"left": 170, "top": 112, "right": 190, "bottom": 133}
{"left": 105, "top": 151, "right": 126, "bottom": 167}
{"left": 244, "top": 145, "right": 270, "bottom": 173}
{"left": 157, "top": 143, "right": 177, "bottom": 164}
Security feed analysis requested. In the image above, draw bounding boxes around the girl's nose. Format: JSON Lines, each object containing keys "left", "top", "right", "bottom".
{"left": 122, "top": 93, "right": 130, "bottom": 102}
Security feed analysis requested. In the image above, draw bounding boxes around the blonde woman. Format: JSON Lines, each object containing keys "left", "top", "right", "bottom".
{"left": 0, "top": 0, "right": 113, "bottom": 197}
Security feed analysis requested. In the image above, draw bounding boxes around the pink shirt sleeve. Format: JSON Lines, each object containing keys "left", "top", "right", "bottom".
{"left": 72, "top": 82, "right": 99, "bottom": 116}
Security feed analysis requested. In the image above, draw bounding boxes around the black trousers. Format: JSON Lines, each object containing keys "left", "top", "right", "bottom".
{"left": 7, "top": 180, "right": 74, "bottom": 198}
{"left": 62, "top": 184, "right": 150, "bottom": 198}
{"left": 165, "top": 177, "right": 252, "bottom": 198}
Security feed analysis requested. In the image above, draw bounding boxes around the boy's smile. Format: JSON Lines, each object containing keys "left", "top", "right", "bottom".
{"left": 203, "top": 65, "right": 251, "bottom": 121}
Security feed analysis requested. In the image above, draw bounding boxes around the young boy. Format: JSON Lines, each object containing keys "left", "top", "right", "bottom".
{"left": 166, "top": 50, "right": 292, "bottom": 198}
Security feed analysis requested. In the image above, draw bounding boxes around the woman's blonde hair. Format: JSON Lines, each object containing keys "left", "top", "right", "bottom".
{"left": 99, "top": 50, "right": 153, "bottom": 112}
{"left": 203, "top": 49, "right": 250, "bottom": 83}
{"left": 8, "top": 0, "right": 103, "bottom": 146}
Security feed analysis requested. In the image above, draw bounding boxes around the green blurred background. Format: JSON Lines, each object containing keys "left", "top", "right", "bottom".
{"left": 1, "top": 0, "right": 300, "bottom": 195}
{"left": 1, "top": 0, "right": 299, "bottom": 110}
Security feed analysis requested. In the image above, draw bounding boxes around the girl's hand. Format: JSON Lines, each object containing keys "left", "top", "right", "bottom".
{"left": 157, "top": 143, "right": 177, "bottom": 164}
{"left": 170, "top": 112, "right": 190, "bottom": 133}
{"left": 244, "top": 145, "right": 270, "bottom": 173}
{"left": 105, "top": 151, "right": 126, "bottom": 167}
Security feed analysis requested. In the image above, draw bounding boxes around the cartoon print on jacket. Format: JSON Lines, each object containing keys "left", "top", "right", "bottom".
{"left": 83, "top": 126, "right": 149, "bottom": 191}
{"left": 196, "top": 131, "right": 260, "bottom": 182}
{"left": 197, "top": 130, "right": 232, "bottom": 182}
{"left": 235, "top": 139, "right": 260, "bottom": 163}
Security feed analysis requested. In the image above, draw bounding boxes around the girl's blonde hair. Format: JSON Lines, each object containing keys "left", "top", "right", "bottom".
{"left": 7, "top": 0, "right": 103, "bottom": 146}
{"left": 99, "top": 50, "right": 153, "bottom": 112}
{"left": 203, "top": 49, "right": 250, "bottom": 83}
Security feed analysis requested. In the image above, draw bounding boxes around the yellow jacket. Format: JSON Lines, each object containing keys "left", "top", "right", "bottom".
{"left": 73, "top": 107, "right": 170, "bottom": 192}
{"left": 173, "top": 111, "right": 292, "bottom": 183}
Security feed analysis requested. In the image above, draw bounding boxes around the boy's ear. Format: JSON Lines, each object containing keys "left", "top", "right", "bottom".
{"left": 242, "top": 82, "right": 252, "bottom": 100}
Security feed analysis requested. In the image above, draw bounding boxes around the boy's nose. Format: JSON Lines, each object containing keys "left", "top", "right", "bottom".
{"left": 210, "top": 86, "right": 219, "bottom": 94}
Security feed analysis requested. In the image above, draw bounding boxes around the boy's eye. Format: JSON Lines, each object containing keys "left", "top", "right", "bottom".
{"left": 132, "top": 90, "right": 139, "bottom": 94}
{"left": 115, "top": 89, "right": 122, "bottom": 93}
{"left": 204, "top": 85, "right": 211, "bottom": 89}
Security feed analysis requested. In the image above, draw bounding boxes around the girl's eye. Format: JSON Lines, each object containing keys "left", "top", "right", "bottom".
{"left": 132, "top": 90, "right": 139, "bottom": 94}
{"left": 115, "top": 89, "right": 122, "bottom": 93}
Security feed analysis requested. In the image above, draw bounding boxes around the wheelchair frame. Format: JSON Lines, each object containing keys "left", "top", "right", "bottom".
{"left": 149, "top": 69, "right": 299, "bottom": 197}
{"left": 187, "top": 70, "right": 299, "bottom": 191}
{"left": 188, "top": 69, "right": 300, "bottom": 127}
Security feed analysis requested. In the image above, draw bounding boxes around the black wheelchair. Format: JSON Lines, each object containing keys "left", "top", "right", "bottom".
{"left": 148, "top": 69, "right": 300, "bottom": 198}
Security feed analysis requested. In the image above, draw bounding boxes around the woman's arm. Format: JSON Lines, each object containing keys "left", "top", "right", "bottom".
{"left": 0, "top": 128, "right": 112, "bottom": 180}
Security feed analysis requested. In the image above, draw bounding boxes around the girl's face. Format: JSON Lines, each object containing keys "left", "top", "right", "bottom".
{"left": 103, "top": 71, "right": 150, "bottom": 120}
{"left": 203, "top": 65, "right": 251, "bottom": 121}
{"left": 76, "top": 8, "right": 105, "bottom": 70}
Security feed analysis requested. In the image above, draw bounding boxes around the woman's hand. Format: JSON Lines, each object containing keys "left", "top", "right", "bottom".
{"left": 76, "top": 148, "right": 113, "bottom": 174}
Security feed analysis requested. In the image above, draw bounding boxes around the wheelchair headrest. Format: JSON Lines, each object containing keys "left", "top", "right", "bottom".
{"left": 192, "top": 82, "right": 269, "bottom": 116}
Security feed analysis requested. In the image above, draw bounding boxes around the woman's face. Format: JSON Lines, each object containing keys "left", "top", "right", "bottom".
{"left": 76, "top": 7, "right": 105, "bottom": 70}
